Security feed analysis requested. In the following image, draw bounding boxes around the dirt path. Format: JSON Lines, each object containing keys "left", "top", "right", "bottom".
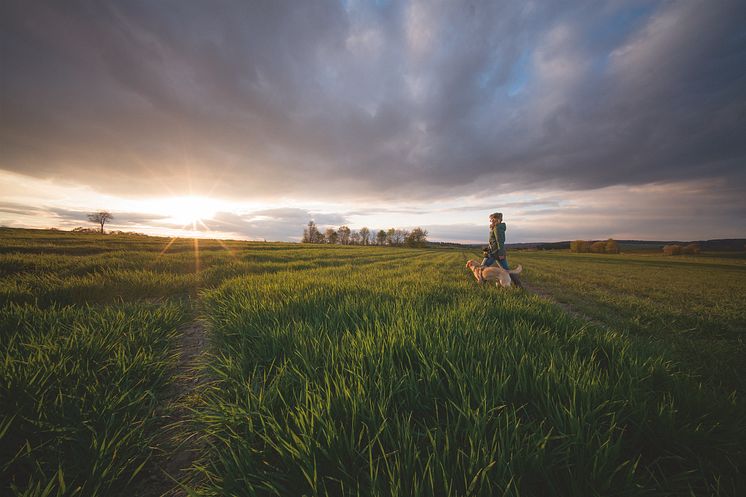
{"left": 521, "top": 280, "right": 610, "bottom": 329}
{"left": 141, "top": 320, "right": 207, "bottom": 497}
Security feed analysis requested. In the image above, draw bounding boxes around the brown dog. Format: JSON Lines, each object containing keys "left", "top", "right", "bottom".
{"left": 466, "top": 259, "right": 523, "bottom": 288}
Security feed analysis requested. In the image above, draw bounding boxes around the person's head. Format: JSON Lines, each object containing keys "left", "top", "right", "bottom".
{"left": 489, "top": 212, "right": 503, "bottom": 225}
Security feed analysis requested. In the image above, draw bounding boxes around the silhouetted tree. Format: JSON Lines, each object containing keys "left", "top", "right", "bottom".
{"left": 405, "top": 227, "right": 428, "bottom": 247}
{"left": 325, "top": 227, "right": 338, "bottom": 244}
{"left": 338, "top": 225, "right": 351, "bottom": 245}
{"left": 387, "top": 228, "right": 407, "bottom": 246}
{"left": 87, "top": 211, "right": 113, "bottom": 234}
{"left": 303, "top": 220, "right": 324, "bottom": 243}
{"left": 359, "top": 227, "right": 370, "bottom": 245}
{"left": 386, "top": 228, "right": 395, "bottom": 245}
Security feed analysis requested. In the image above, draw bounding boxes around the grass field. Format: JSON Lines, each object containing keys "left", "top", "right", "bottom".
{"left": 1, "top": 228, "right": 745, "bottom": 496}
{"left": 510, "top": 250, "right": 746, "bottom": 394}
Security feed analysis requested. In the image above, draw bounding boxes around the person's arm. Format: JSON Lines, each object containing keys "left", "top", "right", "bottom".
{"left": 488, "top": 228, "right": 499, "bottom": 255}
{"left": 497, "top": 223, "right": 507, "bottom": 257}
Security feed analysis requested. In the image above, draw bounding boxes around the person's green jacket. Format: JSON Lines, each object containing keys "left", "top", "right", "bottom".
{"left": 488, "top": 223, "right": 507, "bottom": 257}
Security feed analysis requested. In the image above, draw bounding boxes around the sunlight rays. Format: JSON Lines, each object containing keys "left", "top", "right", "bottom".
{"left": 157, "top": 216, "right": 236, "bottom": 273}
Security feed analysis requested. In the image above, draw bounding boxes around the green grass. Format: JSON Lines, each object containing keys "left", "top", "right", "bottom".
{"left": 191, "top": 250, "right": 745, "bottom": 496}
{"left": 1, "top": 228, "right": 745, "bottom": 496}
{"left": 511, "top": 250, "right": 746, "bottom": 393}
{"left": 0, "top": 302, "right": 189, "bottom": 496}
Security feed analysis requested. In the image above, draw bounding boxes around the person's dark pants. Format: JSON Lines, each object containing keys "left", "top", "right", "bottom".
{"left": 481, "top": 255, "right": 509, "bottom": 270}
{"left": 481, "top": 255, "right": 522, "bottom": 287}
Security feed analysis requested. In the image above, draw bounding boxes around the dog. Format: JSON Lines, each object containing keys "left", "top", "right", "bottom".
{"left": 466, "top": 259, "right": 523, "bottom": 288}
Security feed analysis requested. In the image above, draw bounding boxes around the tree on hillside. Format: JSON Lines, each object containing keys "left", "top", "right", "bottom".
{"left": 663, "top": 244, "right": 682, "bottom": 255}
{"left": 590, "top": 241, "right": 606, "bottom": 253}
{"left": 682, "top": 243, "right": 701, "bottom": 255}
{"left": 388, "top": 228, "right": 407, "bottom": 246}
{"left": 303, "top": 220, "right": 324, "bottom": 243}
{"left": 359, "top": 227, "right": 370, "bottom": 245}
{"left": 605, "top": 239, "right": 620, "bottom": 254}
{"left": 405, "top": 227, "right": 428, "bottom": 247}
{"left": 386, "top": 228, "right": 396, "bottom": 246}
{"left": 570, "top": 240, "right": 592, "bottom": 253}
{"left": 376, "top": 230, "right": 387, "bottom": 246}
{"left": 87, "top": 211, "right": 113, "bottom": 234}
{"left": 325, "top": 227, "right": 338, "bottom": 244}
{"left": 338, "top": 225, "right": 351, "bottom": 245}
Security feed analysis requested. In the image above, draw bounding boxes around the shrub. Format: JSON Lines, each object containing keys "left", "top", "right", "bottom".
{"left": 591, "top": 241, "right": 607, "bottom": 253}
{"left": 605, "top": 239, "right": 620, "bottom": 254}
{"left": 71, "top": 227, "right": 99, "bottom": 234}
{"left": 682, "top": 243, "right": 701, "bottom": 255}
{"left": 662, "top": 244, "right": 682, "bottom": 256}
{"left": 570, "top": 240, "right": 592, "bottom": 253}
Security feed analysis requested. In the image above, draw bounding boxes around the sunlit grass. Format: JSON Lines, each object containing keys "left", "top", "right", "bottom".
{"left": 191, "top": 250, "right": 745, "bottom": 496}
{"left": 0, "top": 302, "right": 189, "bottom": 496}
{"left": 1, "top": 228, "right": 744, "bottom": 496}
{"left": 511, "top": 250, "right": 746, "bottom": 393}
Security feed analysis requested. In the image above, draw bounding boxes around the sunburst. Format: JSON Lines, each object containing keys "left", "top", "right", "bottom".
{"left": 155, "top": 196, "right": 236, "bottom": 270}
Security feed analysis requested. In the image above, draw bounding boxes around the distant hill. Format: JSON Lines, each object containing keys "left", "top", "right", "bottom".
{"left": 430, "top": 238, "right": 746, "bottom": 251}
{"left": 506, "top": 239, "right": 746, "bottom": 251}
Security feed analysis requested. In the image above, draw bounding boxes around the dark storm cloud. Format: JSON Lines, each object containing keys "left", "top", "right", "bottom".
{"left": 1, "top": 0, "right": 745, "bottom": 200}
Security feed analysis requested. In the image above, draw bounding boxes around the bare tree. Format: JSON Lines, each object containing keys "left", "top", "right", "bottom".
{"left": 405, "top": 227, "right": 428, "bottom": 247}
{"left": 359, "top": 227, "right": 370, "bottom": 245}
{"left": 376, "top": 230, "right": 387, "bottom": 246}
{"left": 394, "top": 229, "right": 408, "bottom": 246}
{"left": 87, "top": 211, "right": 113, "bottom": 234}
{"left": 350, "top": 231, "right": 361, "bottom": 245}
{"left": 338, "top": 225, "right": 351, "bottom": 245}
{"left": 304, "top": 220, "right": 325, "bottom": 243}
{"left": 325, "top": 227, "right": 338, "bottom": 244}
{"left": 386, "top": 228, "right": 395, "bottom": 246}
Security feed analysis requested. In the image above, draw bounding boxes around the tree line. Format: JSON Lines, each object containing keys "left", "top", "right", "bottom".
{"left": 302, "top": 221, "right": 428, "bottom": 247}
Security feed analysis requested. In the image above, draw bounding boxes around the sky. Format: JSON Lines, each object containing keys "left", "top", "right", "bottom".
{"left": 1, "top": 0, "right": 745, "bottom": 243}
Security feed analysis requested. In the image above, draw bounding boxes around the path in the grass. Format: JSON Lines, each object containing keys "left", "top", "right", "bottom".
{"left": 143, "top": 320, "right": 207, "bottom": 497}
{"left": 521, "top": 280, "right": 609, "bottom": 329}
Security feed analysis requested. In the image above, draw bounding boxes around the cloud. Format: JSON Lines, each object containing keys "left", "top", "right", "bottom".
{"left": 45, "top": 207, "right": 166, "bottom": 225}
{"left": 1, "top": 0, "right": 743, "bottom": 204}
{"left": 199, "top": 208, "right": 349, "bottom": 241}
{"left": 424, "top": 178, "right": 746, "bottom": 243}
{"left": 1, "top": 1, "right": 744, "bottom": 244}
{"left": 0, "top": 201, "right": 48, "bottom": 217}
{"left": 0, "top": 202, "right": 169, "bottom": 231}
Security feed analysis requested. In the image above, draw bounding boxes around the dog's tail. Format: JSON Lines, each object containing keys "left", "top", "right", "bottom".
{"left": 508, "top": 264, "right": 523, "bottom": 274}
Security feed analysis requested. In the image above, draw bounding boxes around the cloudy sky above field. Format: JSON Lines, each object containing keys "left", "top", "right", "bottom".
{"left": 1, "top": 0, "right": 745, "bottom": 242}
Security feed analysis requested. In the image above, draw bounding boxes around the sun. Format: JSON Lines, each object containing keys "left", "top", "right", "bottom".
{"left": 156, "top": 195, "right": 220, "bottom": 226}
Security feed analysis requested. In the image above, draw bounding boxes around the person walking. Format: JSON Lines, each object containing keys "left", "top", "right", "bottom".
{"left": 481, "top": 212, "right": 522, "bottom": 288}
